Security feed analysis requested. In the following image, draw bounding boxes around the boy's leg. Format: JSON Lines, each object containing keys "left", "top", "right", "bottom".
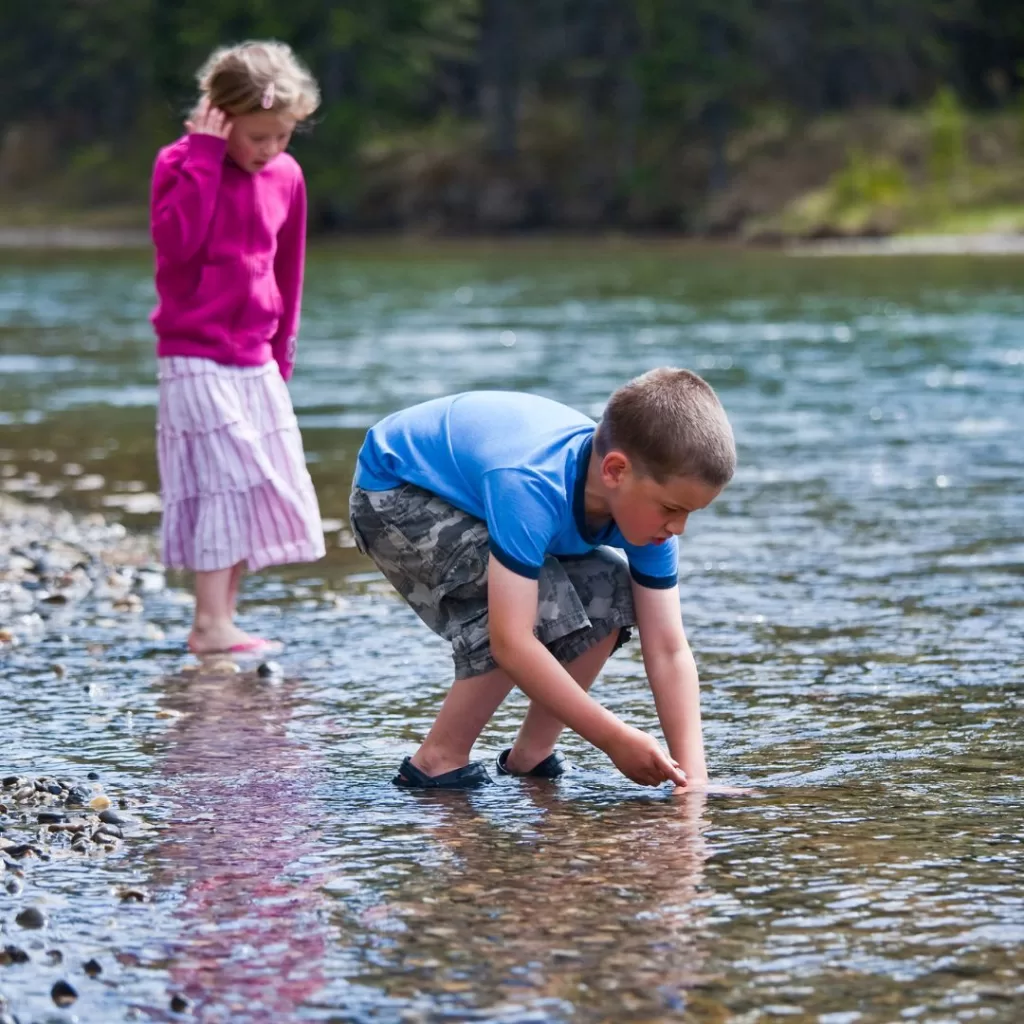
{"left": 410, "top": 668, "right": 516, "bottom": 777}
{"left": 503, "top": 626, "right": 619, "bottom": 773}
{"left": 412, "top": 619, "right": 621, "bottom": 777}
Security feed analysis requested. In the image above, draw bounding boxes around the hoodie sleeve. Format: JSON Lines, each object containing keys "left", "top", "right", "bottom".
{"left": 150, "top": 134, "right": 226, "bottom": 264}
{"left": 271, "top": 168, "right": 307, "bottom": 382}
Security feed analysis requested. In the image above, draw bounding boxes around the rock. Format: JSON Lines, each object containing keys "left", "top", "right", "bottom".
{"left": 64, "top": 787, "right": 90, "bottom": 808}
{"left": 87, "top": 771, "right": 100, "bottom": 780}
{"left": 112, "top": 594, "right": 144, "bottom": 613}
{"left": 2, "top": 776, "right": 20, "bottom": 788}
{"left": 37, "top": 811, "right": 66, "bottom": 824}
{"left": 51, "top": 980, "right": 77, "bottom": 1007}
{"left": 47, "top": 949, "right": 63, "bottom": 964}
{"left": 206, "top": 659, "right": 240, "bottom": 675}
{"left": 257, "top": 660, "right": 283, "bottom": 678}
{"left": 5, "top": 878, "right": 22, "bottom": 895}
{"left": 99, "top": 809, "right": 126, "bottom": 826}
{"left": 88, "top": 795, "right": 111, "bottom": 811}
{"left": 83, "top": 957, "right": 102, "bottom": 977}
{"left": 118, "top": 887, "right": 147, "bottom": 902}
{"left": 1, "top": 944, "right": 29, "bottom": 964}
{"left": 169, "top": 993, "right": 191, "bottom": 1013}
{"left": 15, "top": 906, "right": 47, "bottom": 929}
{"left": 4, "top": 844, "right": 38, "bottom": 859}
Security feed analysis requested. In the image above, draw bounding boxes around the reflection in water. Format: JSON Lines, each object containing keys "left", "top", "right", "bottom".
{"left": 149, "top": 667, "right": 330, "bottom": 1021}
{"left": 332, "top": 787, "right": 714, "bottom": 1021}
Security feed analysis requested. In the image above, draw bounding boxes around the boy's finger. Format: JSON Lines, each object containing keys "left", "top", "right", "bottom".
{"left": 658, "top": 753, "right": 688, "bottom": 787}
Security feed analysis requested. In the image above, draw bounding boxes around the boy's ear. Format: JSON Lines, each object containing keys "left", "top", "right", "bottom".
{"left": 599, "top": 450, "right": 630, "bottom": 487}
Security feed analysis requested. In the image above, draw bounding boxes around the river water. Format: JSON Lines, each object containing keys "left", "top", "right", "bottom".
{"left": 0, "top": 244, "right": 1022, "bottom": 1022}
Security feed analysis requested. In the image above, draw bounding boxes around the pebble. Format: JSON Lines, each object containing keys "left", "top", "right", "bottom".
{"left": 51, "top": 980, "right": 78, "bottom": 1007}
{"left": 64, "top": 787, "right": 91, "bottom": 808}
{"left": 89, "top": 795, "right": 112, "bottom": 811}
{"left": 87, "top": 771, "right": 100, "bottom": 780}
{"left": 99, "top": 809, "right": 127, "bottom": 826}
{"left": 15, "top": 906, "right": 47, "bottom": 929}
{"left": 83, "top": 957, "right": 102, "bottom": 977}
{"left": 207, "top": 659, "right": 240, "bottom": 675}
{"left": 37, "top": 811, "right": 67, "bottom": 824}
{"left": 257, "top": 660, "right": 283, "bottom": 679}
{"left": 1, "top": 944, "right": 29, "bottom": 964}
{"left": 118, "top": 887, "right": 148, "bottom": 903}
{"left": 170, "top": 993, "right": 191, "bottom": 1013}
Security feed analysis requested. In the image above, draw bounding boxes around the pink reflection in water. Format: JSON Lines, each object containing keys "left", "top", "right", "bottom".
{"left": 150, "top": 666, "right": 329, "bottom": 1021}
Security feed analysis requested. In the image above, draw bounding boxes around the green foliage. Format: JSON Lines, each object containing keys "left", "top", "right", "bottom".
{"left": 926, "top": 87, "right": 966, "bottom": 181}
{"left": 829, "top": 149, "right": 909, "bottom": 211}
{"left": 1, "top": 1, "right": 1023, "bottom": 229}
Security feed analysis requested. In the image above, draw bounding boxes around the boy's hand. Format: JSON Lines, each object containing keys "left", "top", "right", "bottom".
{"left": 186, "top": 98, "right": 233, "bottom": 139}
{"left": 607, "top": 725, "right": 689, "bottom": 787}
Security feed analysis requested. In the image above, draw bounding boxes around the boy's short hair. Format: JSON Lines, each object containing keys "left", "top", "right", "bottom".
{"left": 594, "top": 368, "right": 736, "bottom": 487}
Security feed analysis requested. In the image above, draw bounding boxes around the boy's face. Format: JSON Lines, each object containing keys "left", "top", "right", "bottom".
{"left": 600, "top": 452, "right": 722, "bottom": 547}
{"left": 226, "top": 111, "right": 297, "bottom": 173}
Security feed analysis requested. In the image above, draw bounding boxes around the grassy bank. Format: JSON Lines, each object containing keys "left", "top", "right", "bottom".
{"left": 2, "top": 99, "right": 1023, "bottom": 242}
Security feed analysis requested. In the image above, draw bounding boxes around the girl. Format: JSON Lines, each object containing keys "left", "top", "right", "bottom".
{"left": 151, "top": 41, "right": 325, "bottom": 655}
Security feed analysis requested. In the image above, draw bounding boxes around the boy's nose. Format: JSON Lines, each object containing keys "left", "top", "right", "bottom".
{"left": 667, "top": 514, "right": 688, "bottom": 536}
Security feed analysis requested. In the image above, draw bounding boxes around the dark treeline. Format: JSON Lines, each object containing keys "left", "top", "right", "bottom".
{"left": 2, "top": 0, "right": 1024, "bottom": 232}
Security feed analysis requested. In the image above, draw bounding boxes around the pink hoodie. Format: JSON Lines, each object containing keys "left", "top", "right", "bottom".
{"left": 150, "top": 133, "right": 306, "bottom": 381}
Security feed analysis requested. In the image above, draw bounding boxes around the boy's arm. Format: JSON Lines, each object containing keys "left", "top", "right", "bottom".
{"left": 488, "top": 557, "right": 687, "bottom": 787}
{"left": 633, "top": 581, "right": 708, "bottom": 786}
{"left": 150, "top": 135, "right": 226, "bottom": 263}
{"left": 271, "top": 170, "right": 307, "bottom": 382}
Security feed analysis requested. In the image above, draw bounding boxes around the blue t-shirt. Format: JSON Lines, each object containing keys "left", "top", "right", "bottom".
{"left": 354, "top": 391, "right": 678, "bottom": 589}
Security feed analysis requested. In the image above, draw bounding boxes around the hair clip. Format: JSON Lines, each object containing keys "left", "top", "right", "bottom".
{"left": 261, "top": 83, "right": 275, "bottom": 109}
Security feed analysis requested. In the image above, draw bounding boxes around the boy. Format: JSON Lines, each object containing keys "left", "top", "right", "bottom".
{"left": 348, "top": 367, "right": 735, "bottom": 790}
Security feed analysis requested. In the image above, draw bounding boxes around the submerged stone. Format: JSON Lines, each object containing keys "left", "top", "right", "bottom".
{"left": 51, "top": 980, "right": 77, "bottom": 1007}
{"left": 15, "top": 907, "right": 46, "bottom": 929}
{"left": 169, "top": 992, "right": 191, "bottom": 1013}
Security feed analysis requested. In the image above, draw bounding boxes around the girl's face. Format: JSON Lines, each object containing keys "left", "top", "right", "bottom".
{"left": 226, "top": 111, "right": 297, "bottom": 173}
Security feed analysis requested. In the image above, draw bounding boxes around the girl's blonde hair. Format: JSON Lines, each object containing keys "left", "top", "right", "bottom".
{"left": 196, "top": 41, "right": 320, "bottom": 121}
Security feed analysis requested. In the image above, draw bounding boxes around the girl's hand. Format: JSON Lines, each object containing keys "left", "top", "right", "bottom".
{"left": 185, "top": 98, "right": 232, "bottom": 139}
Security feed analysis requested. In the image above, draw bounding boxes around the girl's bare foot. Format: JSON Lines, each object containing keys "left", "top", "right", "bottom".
{"left": 187, "top": 622, "right": 265, "bottom": 655}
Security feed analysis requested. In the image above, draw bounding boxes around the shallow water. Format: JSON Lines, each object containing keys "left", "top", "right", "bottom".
{"left": 1, "top": 243, "right": 1022, "bottom": 1022}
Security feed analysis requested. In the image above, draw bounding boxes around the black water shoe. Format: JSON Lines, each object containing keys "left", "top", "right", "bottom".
{"left": 495, "top": 748, "right": 568, "bottom": 779}
{"left": 392, "top": 756, "right": 493, "bottom": 789}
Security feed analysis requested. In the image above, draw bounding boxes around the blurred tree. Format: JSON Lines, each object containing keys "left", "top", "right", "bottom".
{"left": 1, "top": 0, "right": 1024, "bottom": 226}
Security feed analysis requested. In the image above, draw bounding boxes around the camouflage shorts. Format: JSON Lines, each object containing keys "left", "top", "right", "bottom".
{"left": 349, "top": 483, "right": 635, "bottom": 680}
